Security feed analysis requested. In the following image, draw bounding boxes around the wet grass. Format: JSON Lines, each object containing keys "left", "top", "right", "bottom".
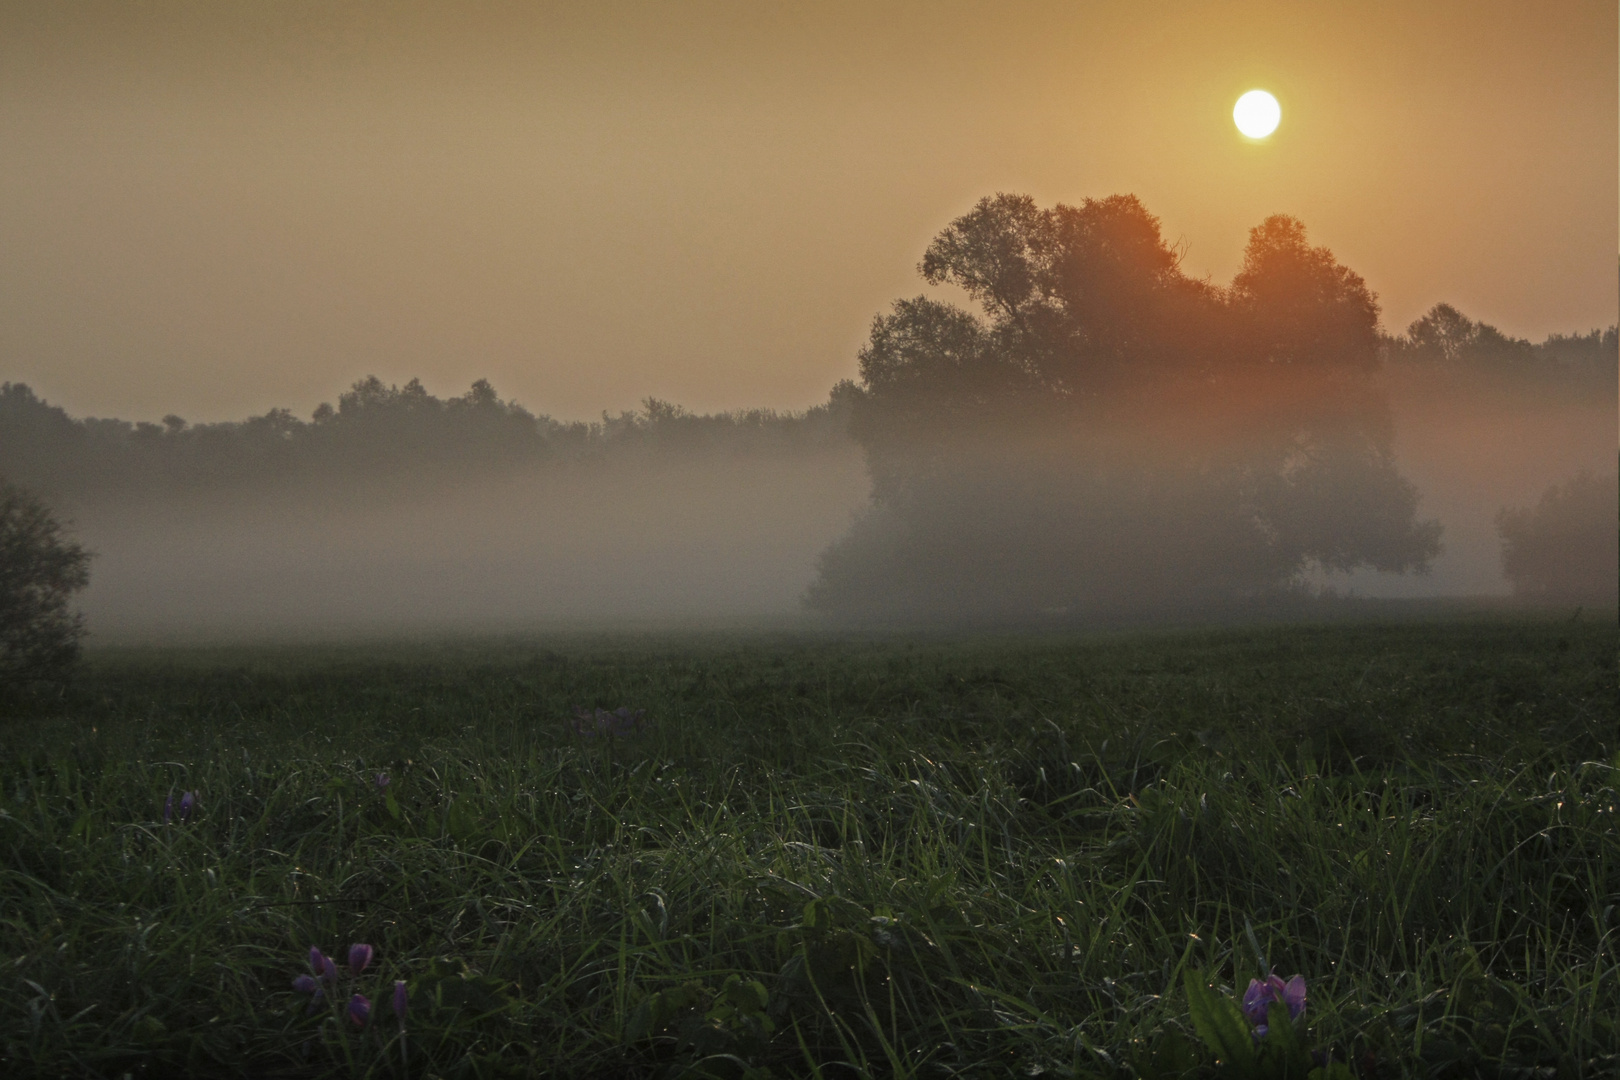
{"left": 1, "top": 617, "right": 1616, "bottom": 1078}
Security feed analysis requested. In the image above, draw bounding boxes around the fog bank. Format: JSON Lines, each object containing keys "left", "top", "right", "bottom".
{"left": 1315, "top": 366, "right": 1615, "bottom": 599}
{"left": 69, "top": 448, "right": 868, "bottom": 639}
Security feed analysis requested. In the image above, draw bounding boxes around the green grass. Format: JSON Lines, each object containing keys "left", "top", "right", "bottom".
{"left": 2, "top": 617, "right": 1616, "bottom": 1078}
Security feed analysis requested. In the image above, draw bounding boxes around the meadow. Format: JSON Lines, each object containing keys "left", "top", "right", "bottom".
{"left": 1, "top": 616, "right": 1615, "bottom": 1079}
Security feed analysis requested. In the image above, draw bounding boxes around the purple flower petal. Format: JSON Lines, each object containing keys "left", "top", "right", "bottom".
{"left": 347, "top": 993, "right": 370, "bottom": 1026}
{"left": 309, "top": 946, "right": 327, "bottom": 974}
{"left": 392, "top": 979, "right": 408, "bottom": 1020}
{"left": 1282, "top": 974, "right": 1307, "bottom": 1020}
{"left": 178, "top": 792, "right": 195, "bottom": 821}
{"left": 347, "top": 943, "right": 373, "bottom": 976}
{"left": 1241, "top": 978, "right": 1273, "bottom": 1025}
{"left": 375, "top": 772, "right": 390, "bottom": 790}
{"left": 291, "top": 974, "right": 319, "bottom": 994}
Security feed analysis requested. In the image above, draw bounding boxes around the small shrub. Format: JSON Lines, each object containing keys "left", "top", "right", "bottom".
{"left": 1497, "top": 468, "right": 1618, "bottom": 605}
{"left": 0, "top": 478, "right": 91, "bottom": 691}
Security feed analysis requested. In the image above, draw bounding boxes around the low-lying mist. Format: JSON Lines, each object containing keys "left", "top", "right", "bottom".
{"left": 69, "top": 450, "right": 868, "bottom": 637}
{"left": 0, "top": 381, "right": 870, "bottom": 638}
{"left": 1352, "top": 363, "right": 1614, "bottom": 600}
{"left": 3, "top": 197, "right": 1614, "bottom": 638}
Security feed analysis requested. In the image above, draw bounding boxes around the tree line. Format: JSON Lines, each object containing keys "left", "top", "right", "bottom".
{"left": 0, "top": 377, "right": 851, "bottom": 502}
{"left": 1389, "top": 303, "right": 1616, "bottom": 393}
{"left": 0, "top": 278, "right": 1608, "bottom": 509}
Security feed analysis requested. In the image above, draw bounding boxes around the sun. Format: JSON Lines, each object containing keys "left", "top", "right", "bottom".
{"left": 1233, "top": 90, "right": 1281, "bottom": 139}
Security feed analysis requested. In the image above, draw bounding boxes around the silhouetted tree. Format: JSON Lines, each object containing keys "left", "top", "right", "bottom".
{"left": 809, "top": 193, "right": 1441, "bottom": 618}
{"left": 1397, "top": 303, "right": 1527, "bottom": 365}
{"left": 1497, "top": 467, "right": 1619, "bottom": 605}
{"left": 0, "top": 479, "right": 91, "bottom": 687}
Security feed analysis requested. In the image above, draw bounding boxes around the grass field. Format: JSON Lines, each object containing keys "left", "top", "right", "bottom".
{"left": 2, "top": 617, "right": 1616, "bottom": 1078}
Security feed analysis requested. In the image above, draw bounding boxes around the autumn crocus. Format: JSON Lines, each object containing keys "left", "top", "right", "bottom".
{"left": 347, "top": 943, "right": 373, "bottom": 977}
{"left": 1242, "top": 973, "right": 1306, "bottom": 1036}
{"left": 347, "top": 993, "right": 371, "bottom": 1026}
{"left": 604, "top": 707, "right": 642, "bottom": 736}
{"left": 310, "top": 946, "right": 339, "bottom": 985}
{"left": 291, "top": 971, "right": 325, "bottom": 1012}
{"left": 178, "top": 791, "right": 195, "bottom": 821}
{"left": 572, "top": 706, "right": 647, "bottom": 737}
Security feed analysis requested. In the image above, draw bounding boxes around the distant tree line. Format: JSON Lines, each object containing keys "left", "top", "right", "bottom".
{"left": 2, "top": 299, "right": 1606, "bottom": 513}
{"left": 0, "top": 377, "right": 851, "bottom": 501}
{"left": 1387, "top": 302, "right": 1617, "bottom": 396}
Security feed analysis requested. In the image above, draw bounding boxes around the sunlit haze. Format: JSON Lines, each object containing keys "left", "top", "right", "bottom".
{"left": 1, "top": 0, "right": 1614, "bottom": 423}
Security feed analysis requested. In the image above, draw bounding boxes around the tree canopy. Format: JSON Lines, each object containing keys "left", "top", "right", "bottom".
{"left": 1388, "top": 303, "right": 1618, "bottom": 397}
{"left": 810, "top": 193, "right": 1444, "bottom": 618}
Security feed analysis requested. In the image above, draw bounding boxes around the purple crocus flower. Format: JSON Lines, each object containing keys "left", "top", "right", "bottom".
{"left": 375, "top": 772, "right": 390, "bottom": 790}
{"left": 1241, "top": 977, "right": 1276, "bottom": 1025}
{"left": 291, "top": 974, "right": 319, "bottom": 994}
{"left": 347, "top": 993, "right": 370, "bottom": 1026}
{"left": 178, "top": 791, "right": 195, "bottom": 821}
{"left": 1282, "top": 975, "right": 1306, "bottom": 1019}
{"left": 310, "top": 946, "right": 339, "bottom": 984}
{"left": 392, "top": 980, "right": 408, "bottom": 1020}
{"left": 1242, "top": 973, "right": 1307, "bottom": 1034}
{"left": 163, "top": 794, "right": 174, "bottom": 824}
{"left": 572, "top": 705, "right": 647, "bottom": 737}
{"left": 347, "top": 943, "right": 373, "bottom": 976}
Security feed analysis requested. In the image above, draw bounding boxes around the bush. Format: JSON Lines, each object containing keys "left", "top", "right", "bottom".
{"left": 0, "top": 479, "right": 91, "bottom": 688}
{"left": 1497, "top": 468, "right": 1618, "bottom": 606}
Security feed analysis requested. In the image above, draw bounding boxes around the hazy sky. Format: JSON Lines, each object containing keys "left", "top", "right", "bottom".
{"left": 2, "top": 1, "right": 1614, "bottom": 424}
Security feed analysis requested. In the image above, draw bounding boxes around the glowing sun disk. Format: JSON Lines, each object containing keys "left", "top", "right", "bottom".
{"left": 1233, "top": 90, "right": 1281, "bottom": 139}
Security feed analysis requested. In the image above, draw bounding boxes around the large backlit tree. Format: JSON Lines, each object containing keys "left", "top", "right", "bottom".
{"left": 808, "top": 193, "right": 1441, "bottom": 618}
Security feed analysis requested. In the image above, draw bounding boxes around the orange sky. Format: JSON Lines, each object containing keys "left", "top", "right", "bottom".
{"left": 1, "top": 0, "right": 1614, "bottom": 423}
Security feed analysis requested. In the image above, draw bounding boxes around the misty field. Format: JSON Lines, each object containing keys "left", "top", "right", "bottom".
{"left": 2, "top": 618, "right": 1616, "bottom": 1079}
